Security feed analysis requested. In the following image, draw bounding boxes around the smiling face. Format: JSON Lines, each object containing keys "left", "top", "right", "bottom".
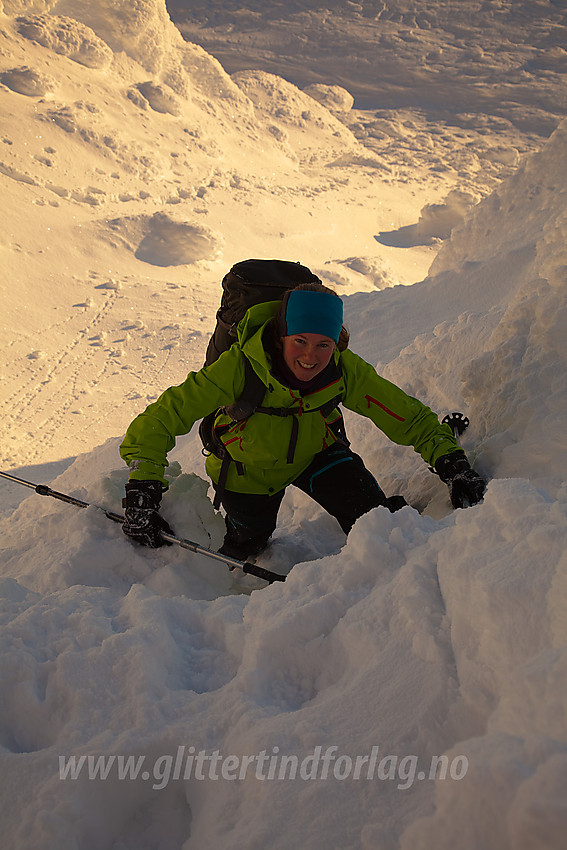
{"left": 281, "top": 332, "right": 336, "bottom": 382}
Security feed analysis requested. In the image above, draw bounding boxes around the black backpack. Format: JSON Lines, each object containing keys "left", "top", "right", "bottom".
{"left": 203, "top": 258, "right": 321, "bottom": 366}
{"left": 198, "top": 259, "right": 346, "bottom": 507}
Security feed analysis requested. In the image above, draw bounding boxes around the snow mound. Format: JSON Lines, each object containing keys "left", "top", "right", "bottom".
{"left": 317, "top": 255, "right": 397, "bottom": 292}
{"left": 431, "top": 120, "right": 567, "bottom": 496}
{"left": 416, "top": 190, "right": 478, "bottom": 240}
{"left": 16, "top": 13, "right": 113, "bottom": 69}
{"left": 104, "top": 212, "right": 222, "bottom": 266}
{"left": 231, "top": 70, "right": 360, "bottom": 165}
{"left": 0, "top": 444, "right": 229, "bottom": 597}
{"left": 4, "top": 0, "right": 254, "bottom": 110}
{"left": 51, "top": 0, "right": 183, "bottom": 77}
{"left": 1, "top": 462, "right": 565, "bottom": 848}
{"left": 135, "top": 214, "right": 221, "bottom": 266}
{"left": 303, "top": 83, "right": 354, "bottom": 114}
{"left": 0, "top": 64, "right": 55, "bottom": 95}
{"left": 135, "top": 80, "right": 182, "bottom": 116}
{"left": 180, "top": 41, "right": 251, "bottom": 109}
{"left": 102, "top": 212, "right": 222, "bottom": 266}
{"left": 376, "top": 189, "right": 479, "bottom": 247}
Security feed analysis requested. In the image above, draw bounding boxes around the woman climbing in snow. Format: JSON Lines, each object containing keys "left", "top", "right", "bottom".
{"left": 119, "top": 282, "right": 485, "bottom": 559}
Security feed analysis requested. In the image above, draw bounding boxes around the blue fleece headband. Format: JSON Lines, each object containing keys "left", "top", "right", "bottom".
{"left": 284, "top": 290, "right": 343, "bottom": 342}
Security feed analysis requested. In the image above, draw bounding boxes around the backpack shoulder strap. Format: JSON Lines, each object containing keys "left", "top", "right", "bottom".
{"left": 202, "top": 354, "right": 348, "bottom": 509}
{"left": 223, "top": 354, "right": 267, "bottom": 422}
{"left": 202, "top": 354, "right": 267, "bottom": 510}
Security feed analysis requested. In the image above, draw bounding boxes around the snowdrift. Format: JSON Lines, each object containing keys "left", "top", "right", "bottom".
{"left": 347, "top": 119, "right": 567, "bottom": 504}
{"left": 1, "top": 114, "right": 566, "bottom": 850}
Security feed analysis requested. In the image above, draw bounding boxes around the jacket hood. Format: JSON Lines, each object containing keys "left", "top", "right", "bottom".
{"left": 236, "top": 301, "right": 342, "bottom": 395}
{"left": 236, "top": 301, "right": 281, "bottom": 385}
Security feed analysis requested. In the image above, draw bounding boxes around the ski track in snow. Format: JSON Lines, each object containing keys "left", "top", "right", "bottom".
{"left": 1, "top": 279, "right": 209, "bottom": 467}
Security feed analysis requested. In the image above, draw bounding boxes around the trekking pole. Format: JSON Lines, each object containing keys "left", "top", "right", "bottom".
{"left": 442, "top": 412, "right": 469, "bottom": 444}
{"left": 0, "top": 470, "right": 286, "bottom": 584}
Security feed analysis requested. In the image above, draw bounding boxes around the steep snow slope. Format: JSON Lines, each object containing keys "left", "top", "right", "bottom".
{"left": 346, "top": 120, "right": 567, "bottom": 502}
{"left": 1, "top": 116, "right": 566, "bottom": 850}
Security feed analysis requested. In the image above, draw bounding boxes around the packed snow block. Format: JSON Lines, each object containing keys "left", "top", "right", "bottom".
{"left": 16, "top": 14, "right": 113, "bottom": 69}
{"left": 317, "top": 256, "right": 396, "bottom": 291}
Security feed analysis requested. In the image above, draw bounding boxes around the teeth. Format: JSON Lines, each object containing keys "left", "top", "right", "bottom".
{"left": 298, "top": 362, "right": 316, "bottom": 369}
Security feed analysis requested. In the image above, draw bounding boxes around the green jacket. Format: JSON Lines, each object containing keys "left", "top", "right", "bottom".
{"left": 120, "top": 302, "right": 460, "bottom": 494}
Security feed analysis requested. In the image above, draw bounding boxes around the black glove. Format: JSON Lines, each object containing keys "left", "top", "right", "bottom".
{"left": 122, "top": 480, "right": 174, "bottom": 547}
{"left": 434, "top": 452, "right": 486, "bottom": 509}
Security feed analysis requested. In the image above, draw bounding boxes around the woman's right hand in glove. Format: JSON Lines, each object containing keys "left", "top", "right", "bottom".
{"left": 122, "top": 480, "right": 174, "bottom": 547}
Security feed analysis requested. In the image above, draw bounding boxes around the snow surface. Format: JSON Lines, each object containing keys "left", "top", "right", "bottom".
{"left": 1, "top": 1, "right": 566, "bottom": 849}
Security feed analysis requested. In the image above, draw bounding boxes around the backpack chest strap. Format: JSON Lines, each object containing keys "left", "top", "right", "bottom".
{"left": 205, "top": 356, "right": 347, "bottom": 507}
{"left": 255, "top": 392, "right": 345, "bottom": 463}
{"left": 255, "top": 392, "right": 343, "bottom": 418}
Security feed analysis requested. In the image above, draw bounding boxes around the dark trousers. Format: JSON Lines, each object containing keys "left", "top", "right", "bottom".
{"left": 218, "top": 444, "right": 405, "bottom": 559}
